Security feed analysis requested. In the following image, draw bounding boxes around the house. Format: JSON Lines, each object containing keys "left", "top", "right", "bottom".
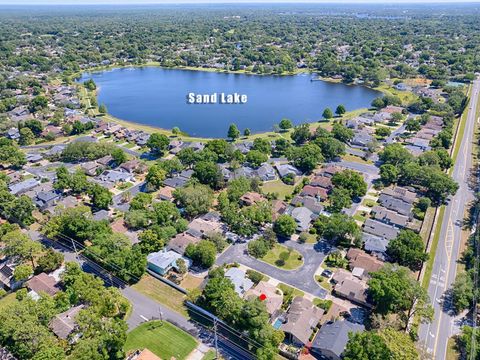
{"left": 350, "top": 130, "right": 374, "bottom": 148}
{"left": 120, "top": 159, "right": 146, "bottom": 174}
{"left": 0, "top": 346, "right": 16, "bottom": 360}
{"left": 26, "top": 153, "right": 43, "bottom": 163}
{"left": 9, "top": 178, "right": 40, "bottom": 195}
{"left": 310, "top": 176, "right": 332, "bottom": 189}
{"left": 8, "top": 106, "right": 32, "bottom": 122}
{"left": 245, "top": 281, "right": 283, "bottom": 316}
{"left": 0, "top": 262, "right": 22, "bottom": 290}
{"left": 35, "top": 190, "right": 61, "bottom": 211}
{"left": 187, "top": 217, "right": 223, "bottom": 238}
{"left": 158, "top": 186, "right": 175, "bottom": 201}
{"left": 346, "top": 248, "right": 384, "bottom": 275}
{"left": 405, "top": 137, "right": 431, "bottom": 151}
{"left": 363, "top": 219, "right": 400, "bottom": 241}
{"left": 363, "top": 233, "right": 389, "bottom": 257}
{"left": 378, "top": 194, "right": 413, "bottom": 216}
{"left": 6, "top": 127, "right": 20, "bottom": 140}
{"left": 271, "top": 200, "right": 288, "bottom": 220}
{"left": 147, "top": 250, "right": 191, "bottom": 276}
{"left": 49, "top": 305, "right": 84, "bottom": 340}
{"left": 82, "top": 161, "right": 102, "bottom": 176}
{"left": 99, "top": 170, "right": 133, "bottom": 184}
{"left": 300, "top": 185, "right": 328, "bottom": 201}
{"left": 311, "top": 320, "right": 365, "bottom": 360}
{"left": 371, "top": 206, "right": 409, "bottom": 228}
{"left": 276, "top": 164, "right": 302, "bottom": 178}
{"left": 280, "top": 297, "right": 324, "bottom": 346}
{"left": 289, "top": 206, "right": 315, "bottom": 232}
{"left": 234, "top": 142, "right": 253, "bottom": 154}
{"left": 96, "top": 155, "right": 114, "bottom": 167}
{"left": 319, "top": 165, "right": 342, "bottom": 178}
{"left": 93, "top": 209, "right": 110, "bottom": 221}
{"left": 168, "top": 232, "right": 200, "bottom": 255}
{"left": 240, "top": 192, "right": 266, "bottom": 206}
{"left": 256, "top": 163, "right": 277, "bottom": 181}
{"left": 26, "top": 273, "right": 61, "bottom": 298}
{"left": 45, "top": 145, "right": 65, "bottom": 157}
{"left": 382, "top": 186, "right": 416, "bottom": 204}
{"left": 225, "top": 267, "right": 254, "bottom": 296}
{"left": 332, "top": 271, "right": 371, "bottom": 308}
{"left": 291, "top": 195, "right": 324, "bottom": 215}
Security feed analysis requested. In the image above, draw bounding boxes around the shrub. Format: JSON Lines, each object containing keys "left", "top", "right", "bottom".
{"left": 246, "top": 269, "right": 264, "bottom": 284}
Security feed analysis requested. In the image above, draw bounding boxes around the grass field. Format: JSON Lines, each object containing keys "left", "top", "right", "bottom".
{"left": 261, "top": 179, "right": 295, "bottom": 200}
{"left": 446, "top": 337, "right": 459, "bottom": 360}
{"left": 422, "top": 206, "right": 445, "bottom": 289}
{"left": 202, "top": 350, "right": 218, "bottom": 360}
{"left": 277, "top": 283, "right": 304, "bottom": 298}
{"left": 124, "top": 320, "right": 197, "bottom": 360}
{"left": 0, "top": 293, "right": 17, "bottom": 313}
{"left": 262, "top": 244, "right": 303, "bottom": 270}
{"left": 131, "top": 275, "right": 188, "bottom": 316}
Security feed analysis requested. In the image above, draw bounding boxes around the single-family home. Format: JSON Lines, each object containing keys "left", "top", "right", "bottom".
{"left": 291, "top": 195, "right": 324, "bottom": 215}
{"left": 371, "top": 205, "right": 409, "bottom": 228}
{"left": 49, "top": 305, "right": 84, "bottom": 340}
{"left": 332, "top": 269, "right": 371, "bottom": 308}
{"left": 240, "top": 192, "right": 266, "bottom": 206}
{"left": 300, "top": 185, "right": 328, "bottom": 201}
{"left": 378, "top": 194, "right": 413, "bottom": 216}
{"left": 256, "top": 163, "right": 277, "bottom": 181}
{"left": 311, "top": 320, "right": 365, "bottom": 360}
{"left": 9, "top": 178, "right": 40, "bottom": 196}
{"left": 225, "top": 267, "right": 254, "bottom": 296}
{"left": 0, "top": 262, "right": 23, "bottom": 290}
{"left": 363, "top": 219, "right": 400, "bottom": 241}
{"left": 363, "top": 233, "right": 389, "bottom": 258}
{"left": 289, "top": 206, "right": 315, "bottom": 232}
{"left": 35, "top": 190, "right": 62, "bottom": 211}
{"left": 26, "top": 273, "right": 61, "bottom": 298}
{"left": 382, "top": 186, "right": 416, "bottom": 204}
{"left": 168, "top": 232, "right": 200, "bottom": 255}
{"left": 147, "top": 250, "right": 191, "bottom": 276}
{"left": 99, "top": 170, "right": 133, "bottom": 184}
{"left": 187, "top": 217, "right": 223, "bottom": 238}
{"left": 280, "top": 297, "right": 324, "bottom": 346}
{"left": 276, "top": 164, "right": 302, "bottom": 178}
{"left": 245, "top": 281, "right": 283, "bottom": 316}
{"left": 158, "top": 186, "right": 175, "bottom": 201}
{"left": 310, "top": 176, "right": 332, "bottom": 190}
{"left": 6, "top": 127, "right": 20, "bottom": 140}
{"left": 346, "top": 248, "right": 384, "bottom": 276}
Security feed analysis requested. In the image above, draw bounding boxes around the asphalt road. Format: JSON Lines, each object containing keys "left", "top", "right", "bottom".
{"left": 419, "top": 78, "right": 480, "bottom": 359}
{"left": 216, "top": 239, "right": 330, "bottom": 298}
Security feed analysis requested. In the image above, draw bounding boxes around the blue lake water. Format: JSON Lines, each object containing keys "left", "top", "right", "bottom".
{"left": 79, "top": 67, "right": 380, "bottom": 138}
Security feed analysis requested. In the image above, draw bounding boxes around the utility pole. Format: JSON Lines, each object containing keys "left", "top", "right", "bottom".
{"left": 213, "top": 318, "right": 219, "bottom": 359}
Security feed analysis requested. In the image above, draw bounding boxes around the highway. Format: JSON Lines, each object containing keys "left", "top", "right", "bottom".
{"left": 419, "top": 78, "right": 480, "bottom": 359}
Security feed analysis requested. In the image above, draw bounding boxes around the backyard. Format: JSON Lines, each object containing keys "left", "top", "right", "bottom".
{"left": 124, "top": 320, "right": 197, "bottom": 360}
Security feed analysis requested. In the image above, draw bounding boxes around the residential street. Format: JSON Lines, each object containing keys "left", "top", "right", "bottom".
{"left": 216, "top": 239, "right": 330, "bottom": 298}
{"left": 419, "top": 78, "right": 480, "bottom": 359}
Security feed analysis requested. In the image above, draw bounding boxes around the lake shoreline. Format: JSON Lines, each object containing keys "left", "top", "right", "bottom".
{"left": 75, "top": 64, "right": 390, "bottom": 140}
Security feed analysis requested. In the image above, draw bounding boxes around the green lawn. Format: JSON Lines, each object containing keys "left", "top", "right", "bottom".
{"left": 261, "top": 179, "right": 294, "bottom": 200}
{"left": 262, "top": 244, "right": 303, "bottom": 270}
{"left": 131, "top": 275, "right": 188, "bottom": 316}
{"left": 202, "top": 350, "right": 218, "bottom": 360}
{"left": 0, "top": 293, "right": 17, "bottom": 313}
{"left": 125, "top": 321, "right": 197, "bottom": 360}
{"left": 422, "top": 206, "right": 445, "bottom": 289}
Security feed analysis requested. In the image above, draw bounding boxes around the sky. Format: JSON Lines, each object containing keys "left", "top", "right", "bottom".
{"left": 1, "top": 0, "right": 479, "bottom": 4}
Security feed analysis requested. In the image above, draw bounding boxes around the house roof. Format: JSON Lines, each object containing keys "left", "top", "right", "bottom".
{"left": 225, "top": 267, "right": 254, "bottom": 296}
{"left": 127, "top": 349, "right": 162, "bottom": 360}
{"left": 168, "top": 232, "right": 200, "bottom": 255}
{"left": 187, "top": 218, "right": 222, "bottom": 238}
{"left": 240, "top": 192, "right": 266, "bottom": 206}
{"left": 9, "top": 178, "right": 40, "bottom": 195}
{"left": 276, "top": 164, "right": 302, "bottom": 178}
{"left": 300, "top": 185, "right": 328, "bottom": 200}
{"left": 158, "top": 186, "right": 175, "bottom": 201}
{"left": 310, "top": 176, "right": 332, "bottom": 189}
{"left": 49, "top": 305, "right": 84, "bottom": 339}
{"left": 147, "top": 250, "right": 182, "bottom": 271}
{"left": 363, "top": 233, "right": 389, "bottom": 255}
{"left": 334, "top": 277, "right": 370, "bottom": 307}
{"left": 346, "top": 248, "right": 384, "bottom": 274}
{"left": 312, "top": 320, "right": 365, "bottom": 358}
{"left": 363, "top": 219, "right": 400, "bottom": 241}
{"left": 280, "top": 297, "right": 324, "bottom": 345}
{"left": 382, "top": 186, "right": 417, "bottom": 204}
{"left": 371, "top": 206, "right": 409, "bottom": 228}
{"left": 378, "top": 194, "right": 412, "bottom": 216}
{"left": 245, "top": 281, "right": 283, "bottom": 315}
{"left": 26, "top": 273, "right": 60, "bottom": 296}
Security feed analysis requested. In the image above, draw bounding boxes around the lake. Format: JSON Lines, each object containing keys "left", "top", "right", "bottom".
{"left": 79, "top": 67, "right": 380, "bottom": 138}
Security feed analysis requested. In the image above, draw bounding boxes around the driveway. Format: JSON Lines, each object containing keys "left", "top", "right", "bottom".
{"left": 112, "top": 181, "right": 146, "bottom": 211}
{"left": 216, "top": 239, "right": 330, "bottom": 298}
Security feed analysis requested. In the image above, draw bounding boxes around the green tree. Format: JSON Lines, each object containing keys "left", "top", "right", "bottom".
{"left": 273, "top": 215, "right": 297, "bottom": 238}
{"left": 98, "top": 103, "right": 107, "bottom": 114}
{"left": 343, "top": 331, "right": 391, "bottom": 360}
{"left": 146, "top": 164, "right": 166, "bottom": 190}
{"left": 185, "top": 240, "right": 217, "bottom": 268}
{"left": 227, "top": 123, "right": 240, "bottom": 141}
{"left": 375, "top": 127, "right": 391, "bottom": 139}
{"left": 335, "top": 104, "right": 346, "bottom": 116}
{"left": 379, "top": 164, "right": 399, "bottom": 185}
{"left": 36, "top": 248, "right": 64, "bottom": 274}
{"left": 173, "top": 184, "right": 214, "bottom": 218}
{"left": 314, "top": 137, "right": 346, "bottom": 161}
{"left": 386, "top": 230, "right": 428, "bottom": 271}
{"left": 332, "top": 169, "right": 367, "bottom": 199}
{"left": 13, "top": 264, "right": 33, "bottom": 282}
{"left": 129, "top": 193, "right": 152, "bottom": 211}
{"left": 379, "top": 143, "right": 414, "bottom": 166}
{"left": 88, "top": 183, "right": 113, "bottom": 210}
{"left": 322, "top": 107, "right": 334, "bottom": 120}
{"left": 193, "top": 161, "right": 223, "bottom": 189}
{"left": 279, "top": 118, "right": 293, "bottom": 131}
{"left": 287, "top": 143, "right": 323, "bottom": 173}
{"left": 291, "top": 123, "right": 311, "bottom": 145}
{"left": 451, "top": 272, "right": 474, "bottom": 313}
{"left": 327, "top": 187, "right": 352, "bottom": 213}
{"left": 83, "top": 78, "right": 97, "bottom": 90}
{"left": 332, "top": 123, "right": 354, "bottom": 143}
{"left": 1, "top": 230, "right": 43, "bottom": 268}
{"left": 146, "top": 133, "right": 170, "bottom": 155}
{"left": 379, "top": 328, "right": 420, "bottom": 360}
{"left": 246, "top": 150, "right": 268, "bottom": 168}
{"left": 19, "top": 127, "right": 35, "bottom": 145}
{"left": 316, "top": 213, "right": 361, "bottom": 247}
{"left": 244, "top": 128, "right": 251, "bottom": 137}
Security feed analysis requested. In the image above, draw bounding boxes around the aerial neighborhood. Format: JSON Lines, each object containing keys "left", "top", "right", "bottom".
{"left": 0, "top": 3, "right": 479, "bottom": 360}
